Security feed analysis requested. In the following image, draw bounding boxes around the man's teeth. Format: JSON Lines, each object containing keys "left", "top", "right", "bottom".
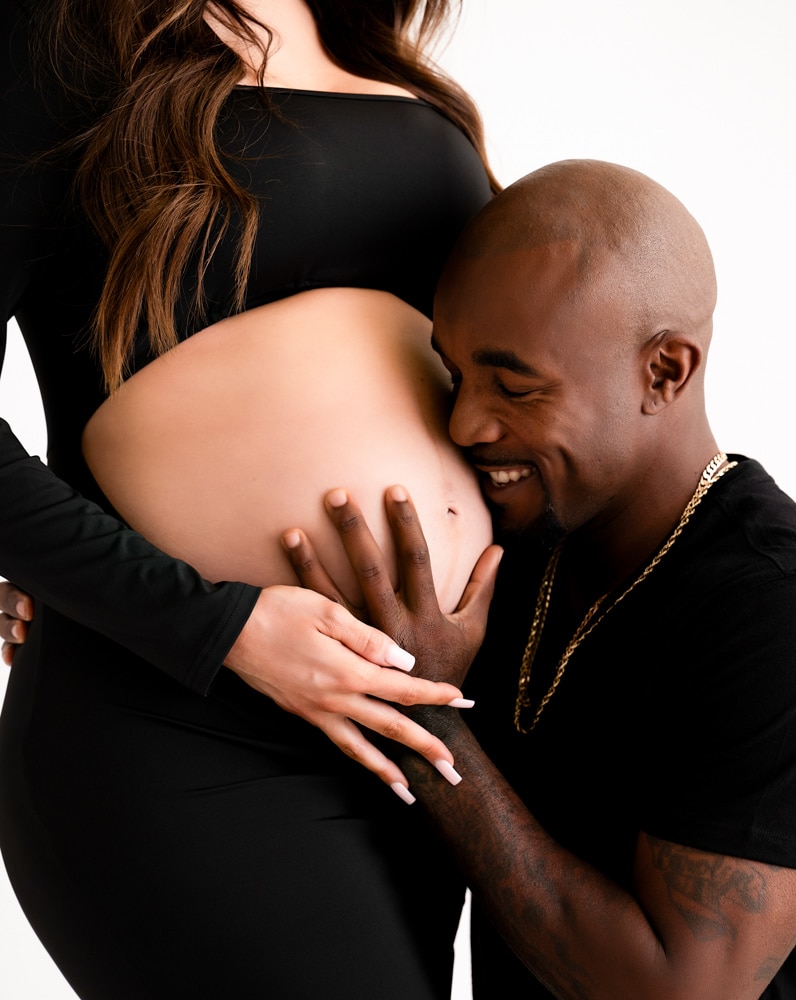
{"left": 488, "top": 468, "right": 532, "bottom": 486}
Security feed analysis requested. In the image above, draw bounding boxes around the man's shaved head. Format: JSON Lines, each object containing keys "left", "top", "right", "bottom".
{"left": 440, "top": 159, "right": 717, "bottom": 347}
{"left": 432, "top": 159, "right": 722, "bottom": 545}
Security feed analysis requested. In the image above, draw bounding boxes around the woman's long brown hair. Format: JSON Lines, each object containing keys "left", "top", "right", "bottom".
{"left": 34, "top": 0, "right": 498, "bottom": 390}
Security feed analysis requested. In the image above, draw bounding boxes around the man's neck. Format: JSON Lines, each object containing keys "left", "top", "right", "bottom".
{"left": 561, "top": 442, "right": 725, "bottom": 609}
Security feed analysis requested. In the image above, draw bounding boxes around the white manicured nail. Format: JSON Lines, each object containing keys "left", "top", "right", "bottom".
{"left": 386, "top": 644, "right": 415, "bottom": 671}
{"left": 434, "top": 759, "right": 462, "bottom": 786}
{"left": 390, "top": 782, "right": 416, "bottom": 805}
{"left": 447, "top": 698, "right": 475, "bottom": 709}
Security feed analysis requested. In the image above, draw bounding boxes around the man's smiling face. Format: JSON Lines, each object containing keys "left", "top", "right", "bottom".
{"left": 432, "top": 241, "right": 649, "bottom": 540}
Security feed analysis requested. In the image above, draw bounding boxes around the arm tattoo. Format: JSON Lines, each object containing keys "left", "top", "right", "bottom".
{"left": 646, "top": 835, "right": 768, "bottom": 941}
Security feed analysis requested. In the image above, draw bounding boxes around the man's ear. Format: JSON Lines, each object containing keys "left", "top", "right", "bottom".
{"left": 641, "top": 331, "right": 703, "bottom": 414}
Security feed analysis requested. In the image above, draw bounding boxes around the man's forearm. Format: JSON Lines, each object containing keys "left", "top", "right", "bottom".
{"left": 401, "top": 709, "right": 787, "bottom": 1000}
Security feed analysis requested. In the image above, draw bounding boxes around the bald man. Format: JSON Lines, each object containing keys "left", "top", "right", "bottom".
{"left": 288, "top": 160, "right": 796, "bottom": 998}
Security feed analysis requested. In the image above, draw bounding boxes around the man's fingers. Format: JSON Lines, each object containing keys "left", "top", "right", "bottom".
{"left": 281, "top": 529, "right": 356, "bottom": 614}
{"left": 455, "top": 544, "right": 503, "bottom": 634}
{"left": 324, "top": 489, "right": 401, "bottom": 629}
{"left": 384, "top": 484, "right": 438, "bottom": 612}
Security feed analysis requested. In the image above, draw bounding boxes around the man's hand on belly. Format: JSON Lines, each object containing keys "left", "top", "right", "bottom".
{"left": 285, "top": 485, "right": 501, "bottom": 689}
{"left": 281, "top": 485, "right": 501, "bottom": 797}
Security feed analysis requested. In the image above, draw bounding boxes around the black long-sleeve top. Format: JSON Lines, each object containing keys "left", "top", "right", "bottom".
{"left": 0, "top": 0, "right": 492, "bottom": 692}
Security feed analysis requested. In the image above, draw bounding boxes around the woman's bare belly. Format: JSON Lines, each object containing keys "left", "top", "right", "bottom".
{"left": 82, "top": 288, "right": 492, "bottom": 612}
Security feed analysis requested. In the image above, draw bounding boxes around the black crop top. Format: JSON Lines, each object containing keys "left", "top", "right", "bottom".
{"left": 0, "top": 1, "right": 492, "bottom": 692}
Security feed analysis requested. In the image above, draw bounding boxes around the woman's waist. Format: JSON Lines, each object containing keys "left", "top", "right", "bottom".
{"left": 3, "top": 606, "right": 389, "bottom": 790}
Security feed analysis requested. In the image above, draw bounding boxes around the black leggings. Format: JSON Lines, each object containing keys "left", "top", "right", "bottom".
{"left": 0, "top": 610, "right": 463, "bottom": 999}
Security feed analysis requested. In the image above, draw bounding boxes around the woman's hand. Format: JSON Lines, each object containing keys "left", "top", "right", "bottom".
{"left": 284, "top": 485, "right": 502, "bottom": 694}
{"left": 223, "top": 583, "right": 471, "bottom": 794}
{"left": 0, "top": 581, "right": 33, "bottom": 666}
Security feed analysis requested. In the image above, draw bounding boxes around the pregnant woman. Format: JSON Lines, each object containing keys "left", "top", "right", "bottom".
{"left": 0, "top": 1, "right": 495, "bottom": 997}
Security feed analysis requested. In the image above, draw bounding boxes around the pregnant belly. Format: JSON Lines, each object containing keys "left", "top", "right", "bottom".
{"left": 82, "top": 288, "right": 492, "bottom": 611}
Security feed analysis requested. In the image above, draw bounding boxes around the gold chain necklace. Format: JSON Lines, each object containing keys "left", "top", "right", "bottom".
{"left": 514, "top": 453, "right": 737, "bottom": 734}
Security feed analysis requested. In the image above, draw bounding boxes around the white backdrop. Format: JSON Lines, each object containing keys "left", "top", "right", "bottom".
{"left": 1, "top": 1, "right": 795, "bottom": 996}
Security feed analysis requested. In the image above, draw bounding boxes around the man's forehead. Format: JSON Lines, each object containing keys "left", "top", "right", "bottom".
{"left": 435, "top": 241, "right": 610, "bottom": 333}
{"left": 437, "top": 240, "right": 603, "bottom": 315}
{"left": 455, "top": 232, "right": 588, "bottom": 266}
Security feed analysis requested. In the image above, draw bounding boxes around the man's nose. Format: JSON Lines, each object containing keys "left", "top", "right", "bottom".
{"left": 449, "top": 387, "right": 502, "bottom": 447}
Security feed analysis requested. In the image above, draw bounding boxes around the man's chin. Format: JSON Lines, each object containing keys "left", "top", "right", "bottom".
{"left": 489, "top": 500, "right": 565, "bottom": 552}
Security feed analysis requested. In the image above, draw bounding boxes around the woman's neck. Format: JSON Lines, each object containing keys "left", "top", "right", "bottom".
{"left": 206, "top": 0, "right": 416, "bottom": 96}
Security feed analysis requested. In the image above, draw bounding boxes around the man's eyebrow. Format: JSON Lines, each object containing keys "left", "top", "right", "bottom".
{"left": 472, "top": 348, "right": 540, "bottom": 377}
{"left": 430, "top": 337, "right": 540, "bottom": 378}
{"left": 431, "top": 333, "right": 541, "bottom": 378}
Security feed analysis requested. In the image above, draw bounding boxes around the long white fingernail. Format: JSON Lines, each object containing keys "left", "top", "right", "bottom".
{"left": 386, "top": 644, "right": 415, "bottom": 671}
{"left": 434, "top": 759, "right": 462, "bottom": 786}
{"left": 447, "top": 698, "right": 475, "bottom": 709}
{"left": 390, "top": 782, "right": 416, "bottom": 805}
